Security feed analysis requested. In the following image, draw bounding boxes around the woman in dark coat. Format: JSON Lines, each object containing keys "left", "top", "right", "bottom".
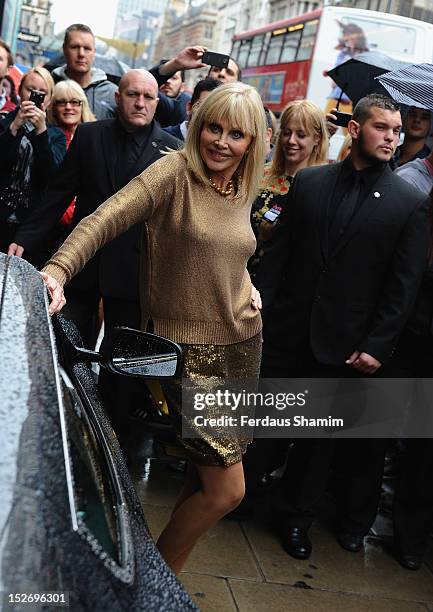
{"left": 0, "top": 67, "right": 66, "bottom": 266}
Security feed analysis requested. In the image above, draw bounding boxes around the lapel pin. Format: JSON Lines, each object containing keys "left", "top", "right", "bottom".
{"left": 374, "top": 191, "right": 381, "bottom": 198}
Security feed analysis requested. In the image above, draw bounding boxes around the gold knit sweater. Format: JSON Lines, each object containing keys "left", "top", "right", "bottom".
{"left": 43, "top": 151, "right": 262, "bottom": 345}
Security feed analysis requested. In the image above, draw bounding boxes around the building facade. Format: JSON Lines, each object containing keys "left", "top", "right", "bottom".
{"left": 268, "top": 0, "right": 320, "bottom": 22}
{"left": 153, "top": 0, "right": 218, "bottom": 86}
{"left": 16, "top": 0, "right": 54, "bottom": 66}
{"left": 214, "top": 0, "right": 269, "bottom": 54}
{"left": 0, "top": 0, "right": 23, "bottom": 52}
{"left": 269, "top": 0, "right": 433, "bottom": 24}
{"left": 113, "top": 0, "right": 169, "bottom": 67}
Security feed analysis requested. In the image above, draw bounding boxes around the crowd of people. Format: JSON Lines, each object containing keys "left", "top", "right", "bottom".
{"left": 1, "top": 22, "right": 433, "bottom": 579}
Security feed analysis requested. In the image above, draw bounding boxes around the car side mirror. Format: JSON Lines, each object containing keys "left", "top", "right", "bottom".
{"left": 100, "top": 327, "right": 182, "bottom": 379}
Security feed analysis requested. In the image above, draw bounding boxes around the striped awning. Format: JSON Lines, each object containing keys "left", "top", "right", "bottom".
{"left": 376, "top": 64, "right": 433, "bottom": 110}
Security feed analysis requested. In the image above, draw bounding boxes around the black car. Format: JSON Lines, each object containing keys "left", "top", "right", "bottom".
{"left": 0, "top": 254, "right": 196, "bottom": 611}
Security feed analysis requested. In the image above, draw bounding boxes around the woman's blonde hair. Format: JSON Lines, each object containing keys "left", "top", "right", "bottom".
{"left": 47, "top": 80, "right": 96, "bottom": 125}
{"left": 184, "top": 82, "right": 267, "bottom": 203}
{"left": 19, "top": 66, "right": 55, "bottom": 101}
{"left": 270, "top": 100, "right": 329, "bottom": 181}
{"left": 337, "top": 134, "right": 352, "bottom": 162}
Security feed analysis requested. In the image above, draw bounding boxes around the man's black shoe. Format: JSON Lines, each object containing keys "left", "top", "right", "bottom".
{"left": 337, "top": 532, "right": 364, "bottom": 552}
{"left": 398, "top": 554, "right": 422, "bottom": 571}
{"left": 280, "top": 527, "right": 312, "bottom": 559}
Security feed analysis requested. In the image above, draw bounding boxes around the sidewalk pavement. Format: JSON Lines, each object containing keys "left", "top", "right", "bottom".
{"left": 132, "top": 456, "right": 433, "bottom": 612}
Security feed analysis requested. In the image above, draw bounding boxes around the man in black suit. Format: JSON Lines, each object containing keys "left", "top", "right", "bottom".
{"left": 255, "top": 94, "right": 429, "bottom": 559}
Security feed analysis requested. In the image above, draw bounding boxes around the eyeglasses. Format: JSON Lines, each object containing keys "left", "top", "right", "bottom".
{"left": 54, "top": 99, "right": 83, "bottom": 108}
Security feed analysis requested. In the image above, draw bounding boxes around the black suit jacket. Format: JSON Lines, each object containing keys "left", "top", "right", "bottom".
{"left": 256, "top": 162, "right": 430, "bottom": 366}
{"left": 15, "top": 119, "right": 180, "bottom": 299}
{"left": 163, "top": 123, "right": 184, "bottom": 141}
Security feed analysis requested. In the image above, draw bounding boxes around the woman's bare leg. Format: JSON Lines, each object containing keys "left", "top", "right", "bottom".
{"left": 171, "top": 461, "right": 200, "bottom": 515}
{"left": 160, "top": 463, "right": 200, "bottom": 571}
{"left": 157, "top": 461, "right": 245, "bottom": 574}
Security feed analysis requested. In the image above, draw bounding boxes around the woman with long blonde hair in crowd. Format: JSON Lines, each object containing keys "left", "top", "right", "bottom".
{"left": 249, "top": 99, "right": 329, "bottom": 277}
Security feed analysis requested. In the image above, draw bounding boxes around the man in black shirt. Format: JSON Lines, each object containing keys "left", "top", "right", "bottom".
{"left": 255, "top": 94, "right": 429, "bottom": 560}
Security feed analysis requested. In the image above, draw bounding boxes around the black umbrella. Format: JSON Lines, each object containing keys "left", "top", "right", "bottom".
{"left": 43, "top": 53, "right": 130, "bottom": 84}
{"left": 326, "top": 51, "right": 408, "bottom": 105}
{"left": 376, "top": 63, "right": 432, "bottom": 110}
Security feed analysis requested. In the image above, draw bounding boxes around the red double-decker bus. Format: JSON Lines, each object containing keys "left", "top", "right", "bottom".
{"left": 231, "top": 6, "right": 433, "bottom": 116}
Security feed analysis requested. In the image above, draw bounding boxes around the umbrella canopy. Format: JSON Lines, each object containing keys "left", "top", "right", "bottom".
{"left": 92, "top": 55, "right": 130, "bottom": 81}
{"left": 326, "top": 51, "right": 408, "bottom": 105}
{"left": 376, "top": 63, "right": 433, "bottom": 110}
{"left": 43, "top": 53, "right": 130, "bottom": 84}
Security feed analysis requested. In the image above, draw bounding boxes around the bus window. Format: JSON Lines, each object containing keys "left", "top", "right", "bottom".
{"left": 231, "top": 40, "right": 241, "bottom": 62}
{"left": 248, "top": 34, "right": 265, "bottom": 67}
{"left": 266, "top": 30, "right": 286, "bottom": 65}
{"left": 296, "top": 19, "right": 319, "bottom": 61}
{"left": 340, "top": 16, "right": 416, "bottom": 56}
{"left": 280, "top": 27, "right": 303, "bottom": 62}
{"left": 238, "top": 39, "right": 252, "bottom": 69}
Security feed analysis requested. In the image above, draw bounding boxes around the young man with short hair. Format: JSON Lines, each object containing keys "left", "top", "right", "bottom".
{"left": 255, "top": 94, "right": 430, "bottom": 561}
{"left": 208, "top": 58, "right": 241, "bottom": 83}
{"left": 395, "top": 106, "right": 431, "bottom": 166}
{"left": 52, "top": 23, "right": 117, "bottom": 120}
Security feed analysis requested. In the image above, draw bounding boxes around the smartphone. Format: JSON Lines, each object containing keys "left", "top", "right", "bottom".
{"left": 329, "top": 111, "right": 351, "bottom": 128}
{"left": 263, "top": 208, "right": 281, "bottom": 223}
{"left": 29, "top": 89, "right": 45, "bottom": 109}
{"left": 202, "top": 51, "right": 230, "bottom": 69}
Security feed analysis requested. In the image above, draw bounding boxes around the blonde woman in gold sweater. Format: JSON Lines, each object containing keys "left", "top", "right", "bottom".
{"left": 41, "top": 82, "right": 267, "bottom": 574}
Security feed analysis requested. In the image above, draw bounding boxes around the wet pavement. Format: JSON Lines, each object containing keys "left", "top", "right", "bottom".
{"left": 132, "top": 450, "right": 433, "bottom": 612}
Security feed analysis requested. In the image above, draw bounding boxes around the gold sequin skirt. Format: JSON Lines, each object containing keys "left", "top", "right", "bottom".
{"left": 162, "top": 332, "right": 262, "bottom": 467}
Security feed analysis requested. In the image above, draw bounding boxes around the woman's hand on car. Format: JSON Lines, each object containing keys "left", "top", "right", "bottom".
{"left": 251, "top": 285, "right": 262, "bottom": 310}
{"left": 40, "top": 272, "right": 66, "bottom": 315}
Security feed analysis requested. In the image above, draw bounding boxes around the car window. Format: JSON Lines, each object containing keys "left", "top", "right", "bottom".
{"left": 61, "top": 369, "right": 121, "bottom": 564}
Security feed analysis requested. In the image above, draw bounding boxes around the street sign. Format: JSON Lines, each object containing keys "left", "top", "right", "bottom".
{"left": 17, "top": 31, "right": 41, "bottom": 44}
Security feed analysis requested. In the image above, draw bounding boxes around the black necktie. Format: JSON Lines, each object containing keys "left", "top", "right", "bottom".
{"left": 329, "top": 174, "right": 362, "bottom": 250}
